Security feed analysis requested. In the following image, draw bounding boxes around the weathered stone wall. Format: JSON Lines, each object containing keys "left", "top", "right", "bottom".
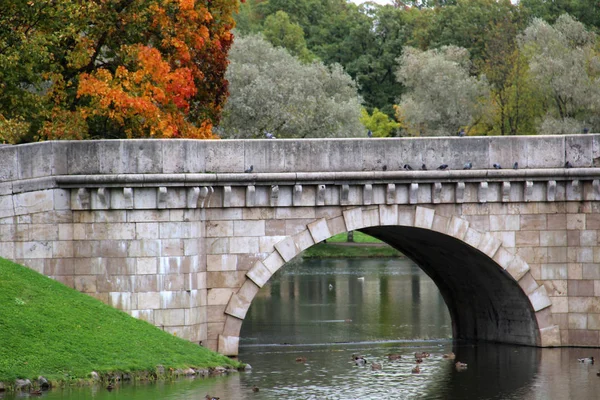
{"left": 2, "top": 136, "right": 600, "bottom": 355}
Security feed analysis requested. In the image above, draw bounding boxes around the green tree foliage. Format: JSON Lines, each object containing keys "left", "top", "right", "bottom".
{"left": 518, "top": 14, "right": 600, "bottom": 134}
{"left": 262, "top": 11, "right": 314, "bottom": 62}
{"left": 360, "top": 108, "right": 400, "bottom": 137}
{"left": 395, "top": 46, "right": 493, "bottom": 136}
{"left": 519, "top": 0, "right": 600, "bottom": 31}
{"left": 218, "top": 34, "right": 364, "bottom": 138}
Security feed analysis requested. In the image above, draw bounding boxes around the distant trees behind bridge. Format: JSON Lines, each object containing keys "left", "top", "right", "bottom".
{"left": 231, "top": 0, "right": 600, "bottom": 137}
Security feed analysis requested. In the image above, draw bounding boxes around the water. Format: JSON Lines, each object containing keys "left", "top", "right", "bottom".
{"left": 3, "top": 257, "right": 600, "bottom": 399}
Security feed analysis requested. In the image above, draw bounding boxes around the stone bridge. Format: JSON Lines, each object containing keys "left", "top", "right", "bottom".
{"left": 2, "top": 135, "right": 600, "bottom": 355}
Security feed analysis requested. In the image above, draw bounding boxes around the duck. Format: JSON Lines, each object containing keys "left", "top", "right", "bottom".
{"left": 443, "top": 352, "right": 456, "bottom": 360}
{"left": 415, "top": 358, "right": 423, "bottom": 364}
{"left": 353, "top": 355, "right": 367, "bottom": 366}
{"left": 106, "top": 383, "right": 114, "bottom": 391}
{"left": 415, "top": 352, "right": 430, "bottom": 359}
{"left": 205, "top": 396, "right": 220, "bottom": 400}
{"left": 296, "top": 357, "right": 307, "bottom": 363}
{"left": 412, "top": 365, "right": 420, "bottom": 374}
{"left": 252, "top": 386, "right": 260, "bottom": 392}
{"left": 29, "top": 390, "right": 43, "bottom": 396}
{"left": 578, "top": 357, "right": 594, "bottom": 364}
{"left": 455, "top": 361, "right": 468, "bottom": 371}
{"left": 371, "top": 362, "right": 382, "bottom": 370}
{"left": 387, "top": 353, "right": 402, "bottom": 361}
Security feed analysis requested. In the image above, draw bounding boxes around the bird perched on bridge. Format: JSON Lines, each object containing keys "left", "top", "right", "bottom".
{"left": 403, "top": 164, "right": 413, "bottom": 171}
{"left": 382, "top": 165, "right": 387, "bottom": 171}
{"left": 458, "top": 129, "right": 465, "bottom": 137}
{"left": 367, "top": 129, "right": 373, "bottom": 138}
{"left": 437, "top": 164, "right": 448, "bottom": 170}
{"left": 421, "top": 164, "right": 427, "bottom": 170}
{"left": 264, "top": 132, "right": 275, "bottom": 139}
{"left": 463, "top": 162, "right": 472, "bottom": 170}
{"left": 578, "top": 357, "right": 594, "bottom": 364}
{"left": 565, "top": 161, "right": 573, "bottom": 168}
{"left": 493, "top": 163, "right": 502, "bottom": 169}
{"left": 513, "top": 162, "right": 519, "bottom": 169}
{"left": 244, "top": 165, "right": 254, "bottom": 173}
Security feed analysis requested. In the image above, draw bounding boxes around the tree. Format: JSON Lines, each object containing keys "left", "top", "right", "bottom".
{"left": 395, "top": 46, "right": 493, "bottom": 136}
{"left": 0, "top": 0, "right": 240, "bottom": 143}
{"left": 218, "top": 34, "right": 364, "bottom": 138}
{"left": 518, "top": 14, "right": 600, "bottom": 134}
{"left": 360, "top": 108, "right": 400, "bottom": 137}
{"left": 262, "top": 11, "right": 314, "bottom": 62}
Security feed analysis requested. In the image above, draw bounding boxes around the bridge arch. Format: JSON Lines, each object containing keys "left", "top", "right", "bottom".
{"left": 218, "top": 205, "right": 559, "bottom": 355}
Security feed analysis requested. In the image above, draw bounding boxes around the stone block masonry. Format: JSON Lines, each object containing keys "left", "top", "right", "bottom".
{"left": 2, "top": 136, "right": 600, "bottom": 354}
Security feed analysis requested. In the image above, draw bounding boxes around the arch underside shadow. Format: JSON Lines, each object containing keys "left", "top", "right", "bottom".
{"left": 361, "top": 226, "right": 541, "bottom": 346}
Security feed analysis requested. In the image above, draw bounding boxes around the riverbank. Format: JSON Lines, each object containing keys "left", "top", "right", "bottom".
{"left": 0, "top": 258, "right": 242, "bottom": 392}
{"left": 301, "top": 231, "right": 403, "bottom": 258}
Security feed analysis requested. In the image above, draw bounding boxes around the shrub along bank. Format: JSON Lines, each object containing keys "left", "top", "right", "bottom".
{"left": 0, "top": 258, "right": 241, "bottom": 391}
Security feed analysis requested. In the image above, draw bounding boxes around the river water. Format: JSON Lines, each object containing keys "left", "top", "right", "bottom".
{"left": 3, "top": 258, "right": 600, "bottom": 399}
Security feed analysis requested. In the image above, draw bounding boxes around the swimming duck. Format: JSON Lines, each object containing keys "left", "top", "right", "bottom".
{"left": 455, "top": 361, "right": 468, "bottom": 371}
{"left": 29, "top": 390, "right": 43, "bottom": 396}
{"left": 106, "top": 383, "right": 114, "bottom": 391}
{"left": 415, "top": 358, "right": 423, "bottom": 364}
{"left": 412, "top": 365, "right": 420, "bottom": 374}
{"left": 296, "top": 357, "right": 307, "bottom": 363}
{"left": 387, "top": 354, "right": 402, "bottom": 361}
{"left": 415, "top": 352, "right": 430, "bottom": 359}
{"left": 578, "top": 357, "right": 594, "bottom": 364}
{"left": 205, "top": 396, "right": 220, "bottom": 400}
{"left": 443, "top": 352, "right": 456, "bottom": 360}
{"left": 371, "top": 362, "right": 382, "bottom": 370}
{"left": 353, "top": 355, "right": 367, "bottom": 366}
{"left": 252, "top": 386, "right": 260, "bottom": 392}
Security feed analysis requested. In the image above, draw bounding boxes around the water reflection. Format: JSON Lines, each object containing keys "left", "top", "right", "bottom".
{"left": 241, "top": 258, "right": 453, "bottom": 346}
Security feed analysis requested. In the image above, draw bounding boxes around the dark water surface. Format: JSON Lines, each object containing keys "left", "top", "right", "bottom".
{"left": 3, "top": 258, "right": 600, "bottom": 399}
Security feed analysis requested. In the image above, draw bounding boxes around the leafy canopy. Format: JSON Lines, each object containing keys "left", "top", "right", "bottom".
{"left": 0, "top": 0, "right": 241, "bottom": 143}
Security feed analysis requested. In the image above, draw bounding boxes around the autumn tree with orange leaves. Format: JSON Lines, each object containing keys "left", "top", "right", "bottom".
{"left": 0, "top": 0, "right": 241, "bottom": 142}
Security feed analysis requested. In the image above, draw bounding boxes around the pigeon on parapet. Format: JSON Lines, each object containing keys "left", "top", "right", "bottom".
{"left": 437, "top": 164, "right": 449, "bottom": 170}
{"left": 244, "top": 165, "right": 254, "bottom": 173}
{"left": 367, "top": 129, "right": 373, "bottom": 138}
{"left": 382, "top": 165, "right": 387, "bottom": 171}
{"left": 458, "top": 129, "right": 465, "bottom": 137}
{"left": 513, "top": 162, "right": 519, "bottom": 169}
{"left": 421, "top": 164, "right": 427, "bottom": 170}
{"left": 403, "top": 164, "right": 413, "bottom": 171}
{"left": 264, "top": 132, "right": 275, "bottom": 139}
{"left": 463, "top": 162, "right": 472, "bottom": 170}
{"left": 565, "top": 161, "right": 573, "bottom": 168}
{"left": 493, "top": 163, "right": 502, "bottom": 169}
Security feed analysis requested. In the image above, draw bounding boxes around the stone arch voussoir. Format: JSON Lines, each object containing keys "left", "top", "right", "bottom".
{"left": 219, "top": 205, "right": 560, "bottom": 355}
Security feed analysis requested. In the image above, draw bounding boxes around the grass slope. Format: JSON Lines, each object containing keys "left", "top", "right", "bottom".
{"left": 302, "top": 232, "right": 402, "bottom": 258}
{"left": 0, "top": 258, "right": 240, "bottom": 383}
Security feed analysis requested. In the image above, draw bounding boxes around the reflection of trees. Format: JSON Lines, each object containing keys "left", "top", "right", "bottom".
{"left": 241, "top": 258, "right": 452, "bottom": 345}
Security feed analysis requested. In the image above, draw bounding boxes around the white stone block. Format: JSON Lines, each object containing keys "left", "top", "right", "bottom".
{"left": 463, "top": 228, "right": 483, "bottom": 248}
{"left": 362, "top": 207, "right": 380, "bottom": 228}
{"left": 529, "top": 285, "right": 552, "bottom": 311}
{"left": 379, "top": 205, "right": 398, "bottom": 226}
{"left": 218, "top": 335, "right": 239, "bottom": 356}
{"left": 414, "top": 206, "right": 435, "bottom": 229}
{"left": 343, "top": 208, "right": 364, "bottom": 231}
{"left": 246, "top": 261, "right": 272, "bottom": 288}
{"left": 478, "top": 232, "right": 502, "bottom": 258}
{"left": 234, "top": 220, "right": 265, "bottom": 237}
{"left": 229, "top": 237, "right": 259, "bottom": 254}
{"left": 225, "top": 293, "right": 250, "bottom": 319}
{"left": 263, "top": 251, "right": 285, "bottom": 274}
{"left": 259, "top": 236, "right": 286, "bottom": 253}
{"left": 275, "top": 236, "right": 299, "bottom": 262}
{"left": 506, "top": 255, "right": 529, "bottom": 281}
{"left": 137, "top": 257, "right": 158, "bottom": 275}
{"left": 207, "top": 254, "right": 238, "bottom": 272}
{"left": 294, "top": 229, "right": 315, "bottom": 252}
{"left": 307, "top": 218, "right": 331, "bottom": 243}
{"left": 493, "top": 247, "right": 515, "bottom": 270}
{"left": 539, "top": 325, "right": 561, "bottom": 347}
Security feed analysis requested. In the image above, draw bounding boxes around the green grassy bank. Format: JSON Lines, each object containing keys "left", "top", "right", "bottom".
{"left": 301, "top": 231, "right": 403, "bottom": 258}
{"left": 0, "top": 258, "right": 241, "bottom": 387}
